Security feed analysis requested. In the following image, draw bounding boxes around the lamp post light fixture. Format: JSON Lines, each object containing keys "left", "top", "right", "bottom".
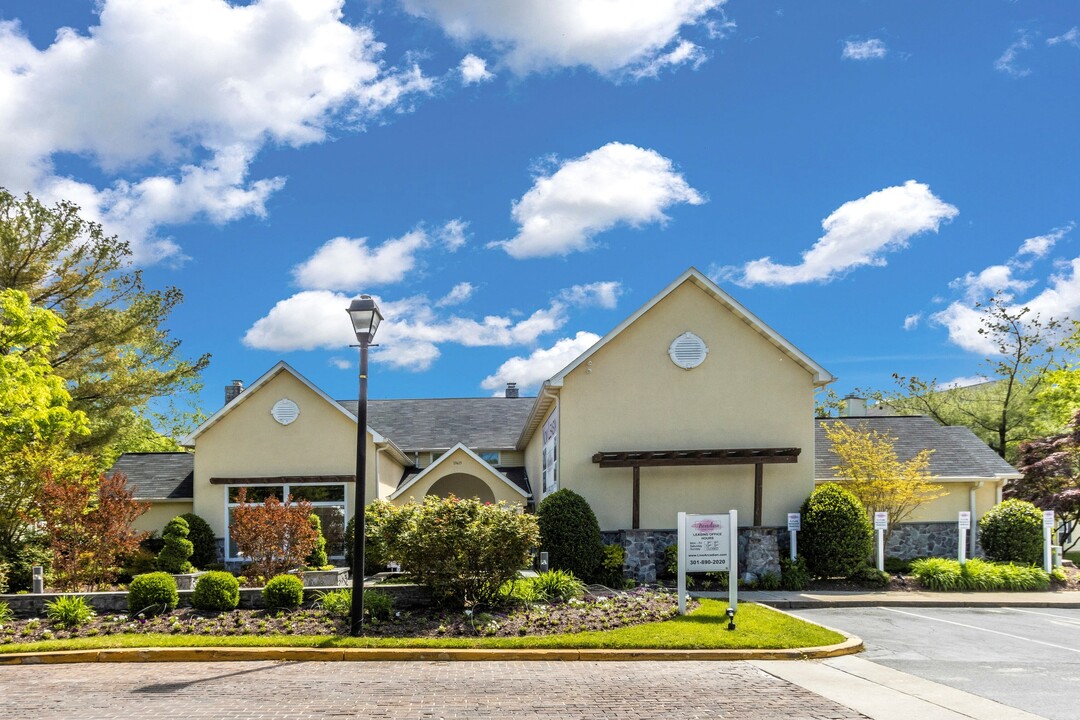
{"left": 346, "top": 295, "right": 382, "bottom": 636}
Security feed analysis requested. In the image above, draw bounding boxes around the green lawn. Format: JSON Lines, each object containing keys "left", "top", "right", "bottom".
{"left": 0, "top": 601, "right": 842, "bottom": 654}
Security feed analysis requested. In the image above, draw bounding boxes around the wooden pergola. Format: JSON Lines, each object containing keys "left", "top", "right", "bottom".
{"left": 591, "top": 447, "right": 801, "bottom": 528}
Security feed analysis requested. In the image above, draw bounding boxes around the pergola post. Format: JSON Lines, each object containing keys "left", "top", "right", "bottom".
{"left": 632, "top": 465, "right": 640, "bottom": 529}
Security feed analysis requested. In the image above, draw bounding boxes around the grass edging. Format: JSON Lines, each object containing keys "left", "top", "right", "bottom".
{"left": 0, "top": 601, "right": 862, "bottom": 663}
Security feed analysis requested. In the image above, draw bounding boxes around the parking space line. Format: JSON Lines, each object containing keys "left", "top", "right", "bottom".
{"left": 880, "top": 607, "right": 1080, "bottom": 654}
{"left": 1004, "top": 608, "right": 1080, "bottom": 625}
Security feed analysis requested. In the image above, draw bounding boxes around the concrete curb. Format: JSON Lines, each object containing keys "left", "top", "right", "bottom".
{"left": 742, "top": 589, "right": 1080, "bottom": 609}
{"left": 0, "top": 634, "right": 863, "bottom": 665}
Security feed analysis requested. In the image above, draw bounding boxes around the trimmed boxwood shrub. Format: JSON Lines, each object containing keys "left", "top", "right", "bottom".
{"left": 979, "top": 499, "right": 1043, "bottom": 565}
{"left": 799, "top": 483, "right": 873, "bottom": 579}
{"left": 537, "top": 489, "right": 604, "bottom": 582}
{"left": 263, "top": 573, "right": 305, "bottom": 610}
{"left": 156, "top": 517, "right": 194, "bottom": 574}
{"left": 180, "top": 513, "right": 218, "bottom": 569}
{"left": 128, "top": 572, "right": 179, "bottom": 615}
{"left": 191, "top": 570, "right": 240, "bottom": 611}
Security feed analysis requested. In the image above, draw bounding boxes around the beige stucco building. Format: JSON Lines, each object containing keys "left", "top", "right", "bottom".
{"left": 113, "top": 268, "right": 1020, "bottom": 577}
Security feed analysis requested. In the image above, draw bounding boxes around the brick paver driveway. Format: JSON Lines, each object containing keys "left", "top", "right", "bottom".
{"left": 0, "top": 660, "right": 866, "bottom": 719}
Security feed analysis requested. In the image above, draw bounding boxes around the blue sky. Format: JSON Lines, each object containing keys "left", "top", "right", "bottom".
{"left": 1, "top": 1, "right": 1077, "bottom": 416}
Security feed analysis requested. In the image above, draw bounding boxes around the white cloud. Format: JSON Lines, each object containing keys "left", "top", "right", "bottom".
{"left": 436, "top": 282, "right": 475, "bottom": 307}
{"left": 292, "top": 230, "right": 430, "bottom": 290}
{"left": 938, "top": 375, "right": 991, "bottom": 390}
{"left": 0, "top": 0, "right": 432, "bottom": 263}
{"left": 492, "top": 142, "right": 704, "bottom": 259}
{"left": 481, "top": 331, "right": 600, "bottom": 391}
{"left": 1047, "top": 27, "right": 1080, "bottom": 48}
{"left": 459, "top": 53, "right": 494, "bottom": 84}
{"left": 932, "top": 255, "right": 1080, "bottom": 355}
{"left": 1018, "top": 223, "right": 1074, "bottom": 259}
{"left": 995, "top": 32, "right": 1033, "bottom": 77}
{"left": 243, "top": 279, "right": 620, "bottom": 371}
{"left": 842, "top": 38, "right": 887, "bottom": 61}
{"left": 724, "top": 180, "right": 958, "bottom": 287}
{"left": 629, "top": 39, "right": 708, "bottom": 80}
{"left": 401, "top": 0, "right": 726, "bottom": 78}
{"left": 558, "top": 281, "right": 623, "bottom": 309}
{"left": 329, "top": 357, "right": 353, "bottom": 370}
{"left": 949, "top": 264, "right": 1034, "bottom": 302}
{"left": 437, "top": 218, "right": 469, "bottom": 251}
{"left": 903, "top": 313, "right": 921, "bottom": 331}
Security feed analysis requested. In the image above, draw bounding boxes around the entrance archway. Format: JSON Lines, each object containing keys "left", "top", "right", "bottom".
{"left": 426, "top": 473, "right": 497, "bottom": 503}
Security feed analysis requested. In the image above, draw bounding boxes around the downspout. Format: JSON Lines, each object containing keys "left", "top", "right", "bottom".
{"left": 374, "top": 446, "right": 384, "bottom": 499}
{"left": 996, "top": 480, "right": 1004, "bottom": 505}
{"left": 970, "top": 481, "right": 984, "bottom": 557}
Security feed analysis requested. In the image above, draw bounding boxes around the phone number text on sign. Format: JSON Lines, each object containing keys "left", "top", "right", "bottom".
{"left": 685, "top": 514, "right": 730, "bottom": 572}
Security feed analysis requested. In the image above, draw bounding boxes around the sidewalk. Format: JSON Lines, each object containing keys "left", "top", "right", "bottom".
{"left": 737, "top": 588, "right": 1080, "bottom": 609}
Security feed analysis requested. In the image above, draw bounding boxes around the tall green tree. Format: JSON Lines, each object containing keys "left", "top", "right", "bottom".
{"left": 1032, "top": 320, "right": 1080, "bottom": 435}
{"left": 891, "top": 296, "right": 1059, "bottom": 460}
{"left": 0, "top": 189, "right": 209, "bottom": 457}
{"left": 0, "top": 288, "right": 90, "bottom": 555}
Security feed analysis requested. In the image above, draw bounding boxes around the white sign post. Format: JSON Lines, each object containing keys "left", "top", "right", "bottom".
{"left": 787, "top": 513, "right": 800, "bottom": 561}
{"left": 874, "top": 512, "right": 888, "bottom": 572}
{"left": 1044, "top": 510, "right": 1055, "bottom": 573}
{"left": 677, "top": 509, "right": 738, "bottom": 617}
{"left": 958, "top": 511, "right": 971, "bottom": 565}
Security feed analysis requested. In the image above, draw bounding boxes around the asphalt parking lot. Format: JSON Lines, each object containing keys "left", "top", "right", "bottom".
{"left": 791, "top": 606, "right": 1080, "bottom": 720}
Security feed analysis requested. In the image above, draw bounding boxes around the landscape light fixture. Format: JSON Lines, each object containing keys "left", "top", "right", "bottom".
{"left": 346, "top": 295, "right": 382, "bottom": 636}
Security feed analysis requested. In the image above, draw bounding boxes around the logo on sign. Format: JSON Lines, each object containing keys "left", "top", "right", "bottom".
{"left": 691, "top": 519, "right": 721, "bottom": 533}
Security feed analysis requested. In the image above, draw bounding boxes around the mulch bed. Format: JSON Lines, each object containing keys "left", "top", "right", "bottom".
{"left": 0, "top": 588, "right": 686, "bottom": 646}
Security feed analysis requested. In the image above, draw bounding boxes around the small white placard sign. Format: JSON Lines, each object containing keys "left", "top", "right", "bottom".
{"left": 787, "top": 513, "right": 801, "bottom": 532}
{"left": 684, "top": 514, "right": 731, "bottom": 572}
{"left": 1044, "top": 510, "right": 1055, "bottom": 529}
{"left": 874, "top": 511, "right": 888, "bottom": 530}
{"left": 958, "top": 511, "right": 971, "bottom": 530}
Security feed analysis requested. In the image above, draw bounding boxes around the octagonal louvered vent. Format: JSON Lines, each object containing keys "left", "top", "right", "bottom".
{"left": 271, "top": 398, "right": 300, "bottom": 425}
{"left": 668, "top": 332, "right": 708, "bottom": 370}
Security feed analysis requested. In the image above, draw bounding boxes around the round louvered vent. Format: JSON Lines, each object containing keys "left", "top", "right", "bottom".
{"left": 668, "top": 332, "right": 708, "bottom": 370}
{"left": 271, "top": 398, "right": 300, "bottom": 425}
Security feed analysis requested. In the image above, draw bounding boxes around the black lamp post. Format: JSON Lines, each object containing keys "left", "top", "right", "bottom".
{"left": 346, "top": 294, "right": 382, "bottom": 636}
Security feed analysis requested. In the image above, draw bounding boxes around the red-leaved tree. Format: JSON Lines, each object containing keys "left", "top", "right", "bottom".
{"left": 229, "top": 489, "right": 318, "bottom": 578}
{"left": 38, "top": 471, "right": 148, "bottom": 590}
{"left": 1012, "top": 409, "right": 1080, "bottom": 552}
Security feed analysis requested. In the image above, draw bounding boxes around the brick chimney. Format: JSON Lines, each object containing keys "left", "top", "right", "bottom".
{"left": 225, "top": 379, "right": 244, "bottom": 405}
{"left": 505, "top": 382, "right": 519, "bottom": 398}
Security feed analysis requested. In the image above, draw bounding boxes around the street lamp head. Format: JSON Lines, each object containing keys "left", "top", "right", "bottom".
{"left": 347, "top": 295, "right": 382, "bottom": 344}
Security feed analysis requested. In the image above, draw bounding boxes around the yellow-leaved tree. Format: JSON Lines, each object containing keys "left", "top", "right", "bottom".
{"left": 821, "top": 422, "right": 945, "bottom": 543}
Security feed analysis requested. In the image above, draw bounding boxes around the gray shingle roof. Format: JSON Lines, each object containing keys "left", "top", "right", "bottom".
{"left": 815, "top": 415, "right": 1021, "bottom": 479}
{"left": 340, "top": 397, "right": 536, "bottom": 451}
{"left": 109, "top": 452, "right": 194, "bottom": 500}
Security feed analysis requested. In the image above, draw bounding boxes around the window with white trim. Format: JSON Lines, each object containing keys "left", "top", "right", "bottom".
{"left": 225, "top": 483, "right": 347, "bottom": 562}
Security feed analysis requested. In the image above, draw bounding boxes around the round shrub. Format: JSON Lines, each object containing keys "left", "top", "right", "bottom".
{"left": 180, "top": 513, "right": 218, "bottom": 569}
{"left": 305, "top": 514, "right": 328, "bottom": 568}
{"left": 191, "top": 571, "right": 240, "bottom": 611}
{"left": 799, "top": 483, "right": 873, "bottom": 579}
{"left": 263, "top": 573, "right": 305, "bottom": 610}
{"left": 537, "top": 489, "right": 604, "bottom": 582}
{"left": 128, "top": 572, "right": 179, "bottom": 616}
{"left": 979, "top": 499, "right": 1043, "bottom": 564}
{"left": 156, "top": 517, "right": 194, "bottom": 574}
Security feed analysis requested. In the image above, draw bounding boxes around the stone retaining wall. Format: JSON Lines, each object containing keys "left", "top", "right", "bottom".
{"left": 604, "top": 521, "right": 979, "bottom": 583}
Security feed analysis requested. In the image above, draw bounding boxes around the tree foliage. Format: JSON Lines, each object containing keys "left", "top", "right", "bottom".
{"left": 38, "top": 471, "right": 148, "bottom": 591}
{"left": 890, "top": 297, "right": 1059, "bottom": 460}
{"left": 1032, "top": 320, "right": 1080, "bottom": 435}
{"left": 822, "top": 421, "right": 944, "bottom": 542}
{"left": 0, "top": 189, "right": 209, "bottom": 457}
{"left": 1012, "top": 410, "right": 1080, "bottom": 552}
{"left": 229, "top": 489, "right": 318, "bottom": 578}
{"left": 369, "top": 495, "right": 540, "bottom": 607}
{"left": 0, "top": 289, "right": 90, "bottom": 556}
